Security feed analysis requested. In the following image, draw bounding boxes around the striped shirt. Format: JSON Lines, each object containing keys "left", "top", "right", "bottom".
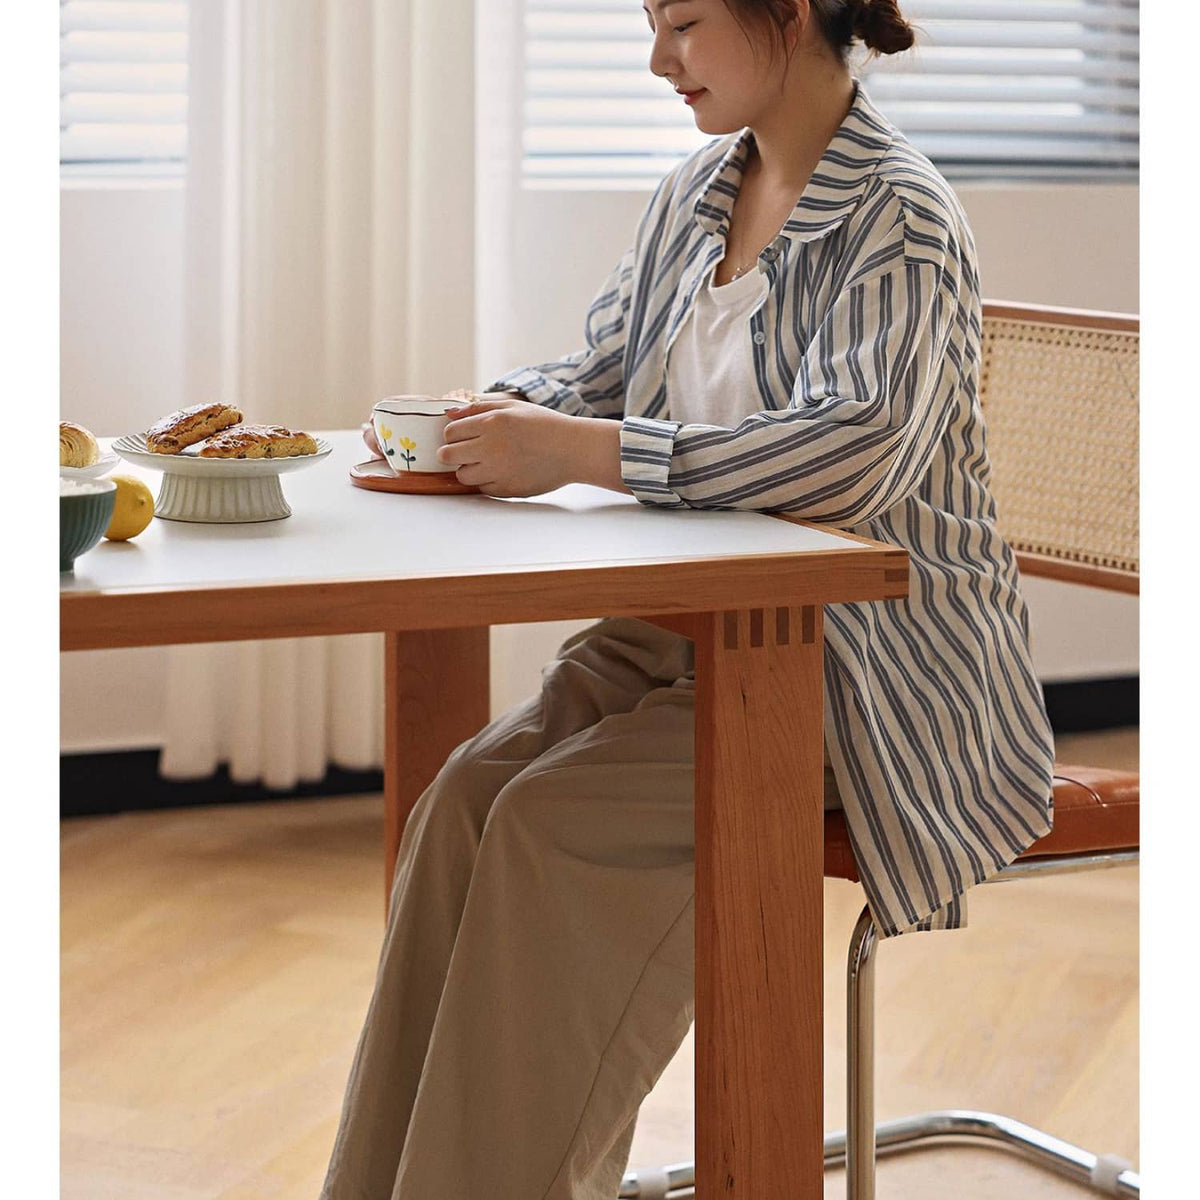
{"left": 485, "top": 81, "right": 1055, "bottom": 937}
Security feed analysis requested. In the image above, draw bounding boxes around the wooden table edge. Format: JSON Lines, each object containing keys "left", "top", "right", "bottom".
{"left": 60, "top": 545, "right": 909, "bottom": 651}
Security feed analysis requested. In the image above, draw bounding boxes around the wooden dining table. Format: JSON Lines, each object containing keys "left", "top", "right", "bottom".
{"left": 60, "top": 429, "right": 907, "bottom": 1198}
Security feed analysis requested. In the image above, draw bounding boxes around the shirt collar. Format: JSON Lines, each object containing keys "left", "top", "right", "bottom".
{"left": 692, "top": 79, "right": 895, "bottom": 246}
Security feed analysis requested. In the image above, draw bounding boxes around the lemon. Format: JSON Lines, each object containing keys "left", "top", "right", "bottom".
{"left": 104, "top": 474, "right": 155, "bottom": 541}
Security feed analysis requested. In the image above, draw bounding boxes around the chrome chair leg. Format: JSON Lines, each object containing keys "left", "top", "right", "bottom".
{"left": 623, "top": 859, "right": 1140, "bottom": 1199}
{"left": 620, "top": 1120, "right": 1140, "bottom": 1198}
{"left": 856, "top": 1110, "right": 1139, "bottom": 1196}
{"left": 834, "top": 902, "right": 1139, "bottom": 1199}
{"left": 845, "top": 904, "right": 879, "bottom": 1199}
{"left": 617, "top": 1161, "right": 693, "bottom": 1199}
{"left": 618, "top": 907, "right": 881, "bottom": 1200}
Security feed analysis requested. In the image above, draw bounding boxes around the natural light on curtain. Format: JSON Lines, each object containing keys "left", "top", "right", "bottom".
{"left": 160, "top": 0, "right": 478, "bottom": 788}
{"left": 522, "top": 0, "right": 1140, "bottom": 187}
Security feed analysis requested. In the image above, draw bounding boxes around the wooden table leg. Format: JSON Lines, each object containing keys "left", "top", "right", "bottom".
{"left": 383, "top": 627, "right": 491, "bottom": 907}
{"left": 693, "top": 605, "right": 826, "bottom": 1198}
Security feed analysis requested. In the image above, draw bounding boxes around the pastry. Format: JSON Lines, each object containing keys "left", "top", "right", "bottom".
{"left": 197, "top": 423, "right": 319, "bottom": 459}
{"left": 146, "top": 402, "right": 243, "bottom": 454}
{"left": 60, "top": 421, "right": 100, "bottom": 468}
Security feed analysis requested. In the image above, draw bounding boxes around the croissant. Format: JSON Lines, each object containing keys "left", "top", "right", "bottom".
{"left": 146, "top": 402, "right": 243, "bottom": 454}
{"left": 197, "top": 423, "right": 318, "bottom": 458}
{"left": 60, "top": 421, "right": 100, "bottom": 468}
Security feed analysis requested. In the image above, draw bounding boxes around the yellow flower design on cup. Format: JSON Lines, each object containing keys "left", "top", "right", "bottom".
{"left": 378, "top": 424, "right": 419, "bottom": 471}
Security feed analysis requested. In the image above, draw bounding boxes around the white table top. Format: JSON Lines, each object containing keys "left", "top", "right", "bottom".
{"left": 61, "top": 431, "right": 864, "bottom": 596}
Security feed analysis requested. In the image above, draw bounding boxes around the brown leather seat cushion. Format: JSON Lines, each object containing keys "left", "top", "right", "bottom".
{"left": 824, "top": 762, "right": 1139, "bottom": 883}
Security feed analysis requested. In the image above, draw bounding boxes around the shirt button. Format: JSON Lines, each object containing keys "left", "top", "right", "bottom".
{"left": 762, "top": 246, "right": 778, "bottom": 261}
{"left": 753, "top": 331, "right": 766, "bottom": 345}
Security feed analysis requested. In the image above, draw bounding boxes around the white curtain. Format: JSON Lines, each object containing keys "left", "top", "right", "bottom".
{"left": 161, "top": 0, "right": 477, "bottom": 786}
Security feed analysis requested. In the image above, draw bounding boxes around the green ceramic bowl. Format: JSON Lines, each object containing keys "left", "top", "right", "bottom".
{"left": 60, "top": 479, "right": 117, "bottom": 572}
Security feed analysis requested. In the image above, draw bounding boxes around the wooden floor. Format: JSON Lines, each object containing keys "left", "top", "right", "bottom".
{"left": 61, "top": 728, "right": 1138, "bottom": 1199}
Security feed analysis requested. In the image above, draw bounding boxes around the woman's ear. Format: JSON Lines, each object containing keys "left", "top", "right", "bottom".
{"left": 779, "top": 0, "right": 812, "bottom": 59}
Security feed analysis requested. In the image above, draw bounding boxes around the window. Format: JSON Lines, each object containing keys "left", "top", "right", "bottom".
{"left": 60, "top": 0, "right": 188, "bottom": 173}
{"left": 522, "top": 0, "right": 1139, "bottom": 188}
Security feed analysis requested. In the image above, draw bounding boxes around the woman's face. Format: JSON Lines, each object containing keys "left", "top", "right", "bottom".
{"left": 643, "top": 0, "right": 797, "bottom": 135}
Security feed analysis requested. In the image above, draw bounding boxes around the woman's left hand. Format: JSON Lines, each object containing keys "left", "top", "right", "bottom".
{"left": 438, "top": 395, "right": 587, "bottom": 498}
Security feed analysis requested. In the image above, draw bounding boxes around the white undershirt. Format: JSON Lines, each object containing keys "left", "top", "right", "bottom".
{"left": 663, "top": 262, "right": 839, "bottom": 794}
{"left": 665, "top": 261, "right": 769, "bottom": 427}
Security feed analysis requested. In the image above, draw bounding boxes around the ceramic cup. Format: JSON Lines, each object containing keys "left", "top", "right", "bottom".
{"left": 372, "top": 396, "right": 467, "bottom": 475}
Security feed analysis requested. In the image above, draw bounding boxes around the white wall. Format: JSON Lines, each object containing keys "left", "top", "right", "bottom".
{"left": 60, "top": 178, "right": 1139, "bottom": 753}
{"left": 60, "top": 180, "right": 186, "bottom": 436}
{"left": 60, "top": 180, "right": 185, "bottom": 751}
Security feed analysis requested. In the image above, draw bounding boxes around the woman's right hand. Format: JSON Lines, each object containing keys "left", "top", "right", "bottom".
{"left": 362, "top": 389, "right": 522, "bottom": 459}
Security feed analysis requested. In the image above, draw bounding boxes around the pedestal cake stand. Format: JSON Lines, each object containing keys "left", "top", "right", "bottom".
{"left": 112, "top": 433, "right": 333, "bottom": 522}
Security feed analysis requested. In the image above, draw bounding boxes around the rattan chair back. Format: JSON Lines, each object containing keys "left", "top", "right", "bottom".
{"left": 979, "top": 301, "right": 1139, "bottom": 594}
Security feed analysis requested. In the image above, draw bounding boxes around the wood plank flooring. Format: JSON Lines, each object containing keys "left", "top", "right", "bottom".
{"left": 61, "top": 729, "right": 1138, "bottom": 1198}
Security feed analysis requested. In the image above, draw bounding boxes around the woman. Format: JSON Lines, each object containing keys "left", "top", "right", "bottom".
{"left": 324, "top": 2, "right": 1056, "bottom": 1196}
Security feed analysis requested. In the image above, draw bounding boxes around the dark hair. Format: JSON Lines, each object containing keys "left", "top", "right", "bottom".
{"left": 724, "top": 0, "right": 916, "bottom": 65}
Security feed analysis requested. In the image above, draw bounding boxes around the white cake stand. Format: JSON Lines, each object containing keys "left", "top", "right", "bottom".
{"left": 112, "top": 433, "right": 333, "bottom": 523}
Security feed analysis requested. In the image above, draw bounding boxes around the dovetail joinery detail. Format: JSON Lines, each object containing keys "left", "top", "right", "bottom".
{"left": 722, "top": 606, "right": 816, "bottom": 650}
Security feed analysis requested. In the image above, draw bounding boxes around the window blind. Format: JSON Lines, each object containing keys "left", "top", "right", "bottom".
{"left": 60, "top": 0, "right": 188, "bottom": 169}
{"left": 522, "top": 0, "right": 1139, "bottom": 188}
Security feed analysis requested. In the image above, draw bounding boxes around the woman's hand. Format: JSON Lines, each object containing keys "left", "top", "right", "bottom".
{"left": 360, "top": 390, "right": 521, "bottom": 464}
{"left": 438, "top": 395, "right": 593, "bottom": 498}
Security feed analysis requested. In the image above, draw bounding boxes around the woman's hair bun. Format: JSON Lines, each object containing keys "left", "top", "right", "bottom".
{"left": 851, "top": 0, "right": 916, "bottom": 56}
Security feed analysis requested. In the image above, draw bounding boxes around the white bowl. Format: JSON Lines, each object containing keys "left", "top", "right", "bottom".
{"left": 371, "top": 396, "right": 467, "bottom": 475}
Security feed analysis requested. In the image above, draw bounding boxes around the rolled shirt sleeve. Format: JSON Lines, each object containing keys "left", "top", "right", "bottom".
{"left": 620, "top": 227, "right": 967, "bottom": 524}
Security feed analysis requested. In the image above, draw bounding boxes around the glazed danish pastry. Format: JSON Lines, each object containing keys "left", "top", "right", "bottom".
{"left": 146, "top": 402, "right": 243, "bottom": 454}
{"left": 60, "top": 421, "right": 100, "bottom": 468}
{"left": 197, "top": 423, "right": 319, "bottom": 459}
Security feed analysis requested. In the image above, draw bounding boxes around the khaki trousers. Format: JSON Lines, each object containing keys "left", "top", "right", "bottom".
{"left": 320, "top": 617, "right": 837, "bottom": 1200}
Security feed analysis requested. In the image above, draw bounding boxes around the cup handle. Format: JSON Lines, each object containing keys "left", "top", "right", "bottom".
{"left": 361, "top": 421, "right": 384, "bottom": 460}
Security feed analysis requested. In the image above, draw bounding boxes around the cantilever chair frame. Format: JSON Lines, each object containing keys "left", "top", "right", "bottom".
{"left": 620, "top": 301, "right": 1141, "bottom": 1200}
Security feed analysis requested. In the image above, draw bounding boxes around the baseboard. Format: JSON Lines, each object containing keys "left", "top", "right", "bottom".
{"left": 60, "top": 676, "right": 1137, "bottom": 819}
{"left": 60, "top": 751, "right": 383, "bottom": 820}
{"left": 1041, "top": 674, "right": 1138, "bottom": 734}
